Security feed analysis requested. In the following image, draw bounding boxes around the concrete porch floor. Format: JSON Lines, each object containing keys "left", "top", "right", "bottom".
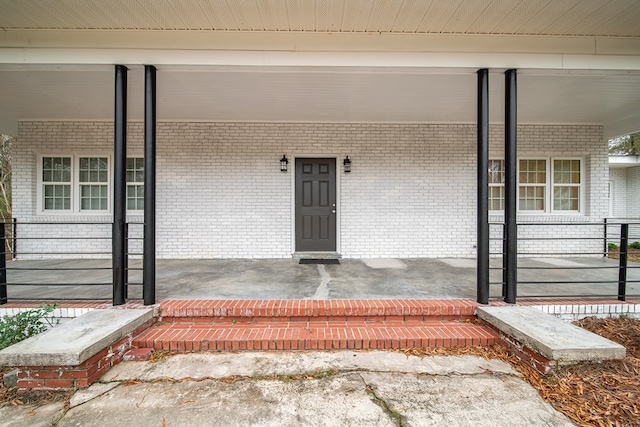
{"left": 3, "top": 257, "right": 639, "bottom": 301}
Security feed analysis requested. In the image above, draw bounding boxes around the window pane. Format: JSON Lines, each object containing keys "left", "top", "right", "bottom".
{"left": 80, "top": 184, "right": 107, "bottom": 210}
{"left": 553, "top": 159, "right": 580, "bottom": 184}
{"left": 488, "top": 186, "right": 504, "bottom": 211}
{"left": 519, "top": 159, "right": 546, "bottom": 184}
{"left": 126, "top": 158, "right": 144, "bottom": 183}
{"left": 43, "top": 184, "right": 70, "bottom": 210}
{"left": 127, "top": 184, "right": 144, "bottom": 210}
{"left": 488, "top": 159, "right": 505, "bottom": 211}
{"left": 553, "top": 186, "right": 579, "bottom": 211}
{"left": 552, "top": 159, "right": 580, "bottom": 211}
{"left": 79, "top": 157, "right": 108, "bottom": 183}
{"left": 519, "top": 186, "right": 545, "bottom": 211}
{"left": 43, "top": 157, "right": 71, "bottom": 183}
{"left": 488, "top": 160, "right": 504, "bottom": 184}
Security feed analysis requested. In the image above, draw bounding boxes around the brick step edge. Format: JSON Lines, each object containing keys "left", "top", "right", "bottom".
{"left": 160, "top": 314, "right": 477, "bottom": 324}
{"left": 158, "top": 299, "right": 479, "bottom": 319}
{"left": 133, "top": 323, "right": 498, "bottom": 352}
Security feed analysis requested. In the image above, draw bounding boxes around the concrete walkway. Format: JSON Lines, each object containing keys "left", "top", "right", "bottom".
{"left": 0, "top": 351, "right": 575, "bottom": 427}
{"left": 4, "top": 257, "right": 639, "bottom": 301}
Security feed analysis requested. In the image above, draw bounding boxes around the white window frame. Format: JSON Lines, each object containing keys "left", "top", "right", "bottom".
{"left": 78, "top": 156, "right": 110, "bottom": 213}
{"left": 488, "top": 158, "right": 505, "bottom": 213}
{"left": 37, "top": 154, "right": 112, "bottom": 215}
{"left": 518, "top": 158, "right": 548, "bottom": 213}
{"left": 550, "top": 158, "right": 583, "bottom": 214}
{"left": 126, "top": 157, "right": 144, "bottom": 213}
{"left": 39, "top": 155, "right": 73, "bottom": 213}
{"left": 488, "top": 156, "right": 584, "bottom": 215}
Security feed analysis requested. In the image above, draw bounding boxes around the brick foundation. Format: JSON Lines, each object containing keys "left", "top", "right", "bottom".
{"left": 484, "top": 323, "right": 555, "bottom": 375}
{"left": 15, "top": 319, "right": 155, "bottom": 392}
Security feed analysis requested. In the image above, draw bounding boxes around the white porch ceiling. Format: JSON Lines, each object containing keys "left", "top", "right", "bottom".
{"left": 2, "top": 0, "right": 640, "bottom": 37}
{"left": 2, "top": 65, "right": 640, "bottom": 138}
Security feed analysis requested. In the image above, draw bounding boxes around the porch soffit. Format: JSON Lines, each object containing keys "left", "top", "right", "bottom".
{"left": 1, "top": 65, "right": 640, "bottom": 139}
{"left": 1, "top": 0, "right": 640, "bottom": 37}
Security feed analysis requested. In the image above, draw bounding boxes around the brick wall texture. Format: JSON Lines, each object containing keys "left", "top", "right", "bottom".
{"left": 627, "top": 166, "right": 640, "bottom": 217}
{"left": 14, "top": 121, "right": 608, "bottom": 259}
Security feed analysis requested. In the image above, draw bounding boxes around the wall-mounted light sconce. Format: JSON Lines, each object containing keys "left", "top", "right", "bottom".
{"left": 343, "top": 156, "right": 351, "bottom": 173}
{"left": 280, "top": 155, "right": 289, "bottom": 172}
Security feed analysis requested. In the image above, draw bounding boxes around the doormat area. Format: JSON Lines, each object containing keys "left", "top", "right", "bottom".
{"left": 299, "top": 259, "right": 340, "bottom": 265}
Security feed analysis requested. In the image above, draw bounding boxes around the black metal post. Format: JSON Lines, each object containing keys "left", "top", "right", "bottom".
{"left": 143, "top": 65, "right": 157, "bottom": 306}
{"left": 504, "top": 69, "right": 518, "bottom": 304}
{"left": 502, "top": 223, "right": 507, "bottom": 298}
{"left": 124, "top": 222, "right": 129, "bottom": 299}
{"left": 618, "top": 223, "right": 629, "bottom": 301}
{"left": 477, "top": 68, "right": 489, "bottom": 305}
{"left": 113, "top": 64, "right": 127, "bottom": 306}
{"left": 0, "top": 224, "right": 7, "bottom": 304}
{"left": 12, "top": 217, "right": 16, "bottom": 259}
{"left": 603, "top": 218, "right": 608, "bottom": 257}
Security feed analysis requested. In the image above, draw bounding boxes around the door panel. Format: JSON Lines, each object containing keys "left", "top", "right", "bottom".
{"left": 295, "top": 158, "right": 336, "bottom": 252}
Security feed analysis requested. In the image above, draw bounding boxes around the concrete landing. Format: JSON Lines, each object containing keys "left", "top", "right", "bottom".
{"left": 0, "top": 308, "right": 154, "bottom": 366}
{"left": 477, "top": 306, "right": 626, "bottom": 364}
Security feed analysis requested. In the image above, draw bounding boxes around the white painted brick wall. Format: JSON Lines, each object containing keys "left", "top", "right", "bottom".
{"left": 627, "top": 166, "right": 640, "bottom": 218}
{"left": 609, "top": 168, "right": 627, "bottom": 217}
{"left": 607, "top": 166, "right": 640, "bottom": 246}
{"left": 14, "top": 121, "right": 607, "bottom": 259}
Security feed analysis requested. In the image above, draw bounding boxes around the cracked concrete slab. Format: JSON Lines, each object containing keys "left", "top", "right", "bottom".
{"left": 69, "top": 382, "right": 120, "bottom": 408}
{"left": 0, "top": 402, "right": 65, "bottom": 427}
{"left": 60, "top": 374, "right": 395, "bottom": 427}
{"left": 101, "top": 351, "right": 517, "bottom": 382}
{"left": 1, "top": 352, "right": 574, "bottom": 427}
{"left": 359, "top": 371, "right": 574, "bottom": 427}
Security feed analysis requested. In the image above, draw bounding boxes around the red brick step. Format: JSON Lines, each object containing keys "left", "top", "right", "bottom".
{"left": 133, "top": 299, "right": 499, "bottom": 352}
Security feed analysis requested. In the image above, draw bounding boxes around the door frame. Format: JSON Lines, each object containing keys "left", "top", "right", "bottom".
{"left": 291, "top": 154, "right": 341, "bottom": 255}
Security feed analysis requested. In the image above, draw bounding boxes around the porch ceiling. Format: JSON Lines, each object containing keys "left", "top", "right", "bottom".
{"left": 1, "top": 65, "right": 640, "bottom": 139}
{"left": 2, "top": 0, "right": 640, "bottom": 37}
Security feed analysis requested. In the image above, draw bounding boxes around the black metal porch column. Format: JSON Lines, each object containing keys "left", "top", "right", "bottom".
{"left": 0, "top": 224, "right": 7, "bottom": 305}
{"left": 143, "top": 65, "right": 157, "bottom": 306}
{"left": 477, "top": 69, "right": 489, "bottom": 305}
{"left": 113, "top": 65, "right": 128, "bottom": 306}
{"left": 504, "top": 69, "right": 518, "bottom": 304}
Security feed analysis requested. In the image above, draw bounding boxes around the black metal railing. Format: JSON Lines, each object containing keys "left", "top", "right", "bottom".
{"left": 489, "top": 219, "right": 640, "bottom": 301}
{"left": 0, "top": 220, "right": 143, "bottom": 303}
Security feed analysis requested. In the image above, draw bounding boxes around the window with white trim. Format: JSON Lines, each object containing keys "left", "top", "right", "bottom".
{"left": 519, "top": 159, "right": 547, "bottom": 212}
{"left": 487, "top": 157, "right": 583, "bottom": 214}
{"left": 39, "top": 155, "right": 110, "bottom": 213}
{"left": 126, "top": 158, "right": 144, "bottom": 211}
{"left": 42, "top": 157, "right": 71, "bottom": 210}
{"left": 488, "top": 159, "right": 505, "bottom": 211}
{"left": 79, "top": 157, "right": 108, "bottom": 211}
{"left": 39, "top": 155, "right": 146, "bottom": 214}
{"left": 552, "top": 159, "right": 581, "bottom": 212}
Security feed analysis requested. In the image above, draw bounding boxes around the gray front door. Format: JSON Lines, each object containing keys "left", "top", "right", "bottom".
{"left": 295, "top": 158, "right": 336, "bottom": 252}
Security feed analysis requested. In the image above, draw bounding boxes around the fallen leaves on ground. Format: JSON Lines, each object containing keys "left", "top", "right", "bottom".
{"left": 607, "top": 248, "right": 640, "bottom": 263}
